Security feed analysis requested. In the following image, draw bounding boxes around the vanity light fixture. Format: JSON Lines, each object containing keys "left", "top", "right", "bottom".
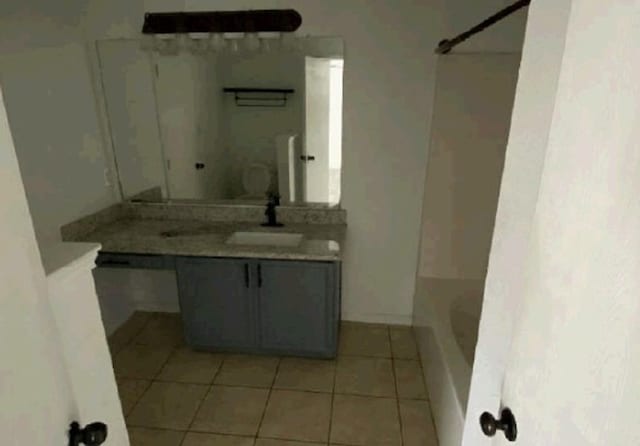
{"left": 186, "top": 33, "right": 209, "bottom": 54}
{"left": 153, "top": 34, "right": 179, "bottom": 55}
{"left": 141, "top": 10, "right": 302, "bottom": 35}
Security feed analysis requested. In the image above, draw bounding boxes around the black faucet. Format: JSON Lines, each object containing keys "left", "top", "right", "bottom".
{"left": 262, "top": 193, "right": 284, "bottom": 227}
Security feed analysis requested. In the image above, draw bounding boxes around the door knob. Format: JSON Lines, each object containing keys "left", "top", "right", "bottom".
{"left": 68, "top": 421, "right": 108, "bottom": 446}
{"left": 480, "top": 408, "right": 517, "bottom": 441}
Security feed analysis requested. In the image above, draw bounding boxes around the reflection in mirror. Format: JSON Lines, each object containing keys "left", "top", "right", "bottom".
{"left": 97, "top": 36, "right": 343, "bottom": 206}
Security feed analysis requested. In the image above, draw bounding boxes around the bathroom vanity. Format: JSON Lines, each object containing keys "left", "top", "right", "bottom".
{"left": 95, "top": 253, "right": 340, "bottom": 357}
{"left": 67, "top": 204, "right": 345, "bottom": 358}
{"left": 73, "top": 34, "right": 348, "bottom": 358}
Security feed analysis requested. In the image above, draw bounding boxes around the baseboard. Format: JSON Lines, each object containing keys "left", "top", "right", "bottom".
{"left": 341, "top": 312, "right": 413, "bottom": 326}
{"left": 134, "top": 301, "right": 180, "bottom": 313}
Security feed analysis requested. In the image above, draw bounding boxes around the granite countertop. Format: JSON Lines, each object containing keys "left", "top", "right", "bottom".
{"left": 72, "top": 218, "right": 346, "bottom": 261}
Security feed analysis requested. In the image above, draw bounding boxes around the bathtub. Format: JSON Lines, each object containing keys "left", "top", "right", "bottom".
{"left": 413, "top": 277, "right": 483, "bottom": 446}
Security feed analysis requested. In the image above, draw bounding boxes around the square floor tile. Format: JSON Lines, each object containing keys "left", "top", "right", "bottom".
{"left": 157, "top": 347, "right": 224, "bottom": 384}
{"left": 109, "top": 312, "right": 152, "bottom": 347}
{"left": 394, "top": 360, "right": 427, "bottom": 399}
{"left": 389, "top": 326, "right": 419, "bottom": 359}
{"left": 113, "top": 344, "right": 173, "bottom": 379}
{"left": 273, "top": 358, "right": 335, "bottom": 393}
{"left": 117, "top": 378, "right": 151, "bottom": 415}
{"left": 127, "top": 382, "right": 208, "bottom": 430}
{"left": 214, "top": 355, "right": 279, "bottom": 388}
{"left": 330, "top": 394, "right": 401, "bottom": 446}
{"left": 182, "top": 432, "right": 255, "bottom": 446}
{"left": 108, "top": 339, "right": 127, "bottom": 357}
{"left": 191, "top": 385, "right": 269, "bottom": 435}
{"left": 127, "top": 427, "right": 184, "bottom": 446}
{"left": 259, "top": 390, "right": 332, "bottom": 443}
{"left": 339, "top": 323, "right": 391, "bottom": 358}
{"left": 134, "top": 313, "right": 184, "bottom": 347}
{"left": 256, "top": 440, "right": 323, "bottom": 446}
{"left": 399, "top": 399, "right": 438, "bottom": 446}
{"left": 335, "top": 357, "right": 395, "bottom": 397}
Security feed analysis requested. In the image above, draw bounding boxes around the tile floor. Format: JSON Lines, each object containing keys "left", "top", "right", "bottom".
{"left": 109, "top": 312, "right": 438, "bottom": 446}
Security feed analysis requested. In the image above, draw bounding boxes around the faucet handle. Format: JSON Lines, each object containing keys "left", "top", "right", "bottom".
{"left": 267, "top": 193, "right": 281, "bottom": 206}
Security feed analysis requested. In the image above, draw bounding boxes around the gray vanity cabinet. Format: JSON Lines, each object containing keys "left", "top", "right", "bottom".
{"left": 175, "top": 256, "right": 340, "bottom": 358}
{"left": 258, "top": 260, "right": 339, "bottom": 357}
{"left": 176, "top": 257, "right": 257, "bottom": 350}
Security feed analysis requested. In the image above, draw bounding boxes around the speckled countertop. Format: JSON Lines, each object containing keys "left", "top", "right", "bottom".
{"left": 71, "top": 218, "right": 345, "bottom": 261}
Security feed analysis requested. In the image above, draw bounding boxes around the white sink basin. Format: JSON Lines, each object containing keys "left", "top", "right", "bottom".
{"left": 225, "top": 232, "right": 304, "bottom": 247}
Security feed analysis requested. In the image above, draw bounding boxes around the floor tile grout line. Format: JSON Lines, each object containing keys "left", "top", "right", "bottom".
{"left": 108, "top": 312, "right": 155, "bottom": 357}
{"left": 123, "top": 342, "right": 189, "bottom": 430}
{"left": 183, "top": 355, "right": 227, "bottom": 439}
{"left": 257, "top": 434, "right": 330, "bottom": 445}
{"left": 254, "top": 357, "right": 282, "bottom": 442}
{"left": 110, "top": 313, "right": 167, "bottom": 423}
{"left": 389, "top": 325, "right": 406, "bottom": 446}
{"left": 406, "top": 325, "right": 432, "bottom": 403}
{"left": 122, "top": 378, "right": 154, "bottom": 420}
{"left": 327, "top": 352, "right": 338, "bottom": 445}
{"left": 406, "top": 326, "right": 440, "bottom": 446}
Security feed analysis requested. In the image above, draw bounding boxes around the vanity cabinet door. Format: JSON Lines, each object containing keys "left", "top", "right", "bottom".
{"left": 176, "top": 257, "right": 256, "bottom": 350}
{"left": 257, "top": 260, "right": 339, "bottom": 358}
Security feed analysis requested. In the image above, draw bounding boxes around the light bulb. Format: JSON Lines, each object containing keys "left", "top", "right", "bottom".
{"left": 177, "top": 34, "right": 189, "bottom": 52}
{"left": 244, "top": 33, "right": 260, "bottom": 52}
{"left": 209, "top": 33, "right": 225, "bottom": 52}
{"left": 228, "top": 39, "right": 240, "bottom": 53}
{"left": 260, "top": 38, "right": 272, "bottom": 53}
{"left": 188, "top": 33, "right": 209, "bottom": 54}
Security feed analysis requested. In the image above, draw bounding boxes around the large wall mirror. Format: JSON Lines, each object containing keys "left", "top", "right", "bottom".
{"left": 97, "top": 36, "right": 344, "bottom": 207}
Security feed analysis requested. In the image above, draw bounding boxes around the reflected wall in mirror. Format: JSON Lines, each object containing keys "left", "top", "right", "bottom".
{"left": 97, "top": 36, "right": 343, "bottom": 206}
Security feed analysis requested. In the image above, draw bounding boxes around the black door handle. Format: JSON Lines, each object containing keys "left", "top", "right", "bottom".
{"left": 480, "top": 408, "right": 517, "bottom": 441}
{"left": 244, "top": 263, "right": 250, "bottom": 288}
{"left": 69, "top": 421, "right": 108, "bottom": 446}
{"left": 257, "top": 264, "right": 263, "bottom": 287}
{"left": 299, "top": 155, "right": 316, "bottom": 161}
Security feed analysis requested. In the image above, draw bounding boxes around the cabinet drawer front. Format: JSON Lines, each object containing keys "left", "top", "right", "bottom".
{"left": 96, "top": 252, "right": 174, "bottom": 270}
{"left": 258, "top": 260, "right": 338, "bottom": 356}
{"left": 176, "top": 257, "right": 256, "bottom": 350}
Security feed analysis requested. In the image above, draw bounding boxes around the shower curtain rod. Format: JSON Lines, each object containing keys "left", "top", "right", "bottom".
{"left": 435, "top": 0, "right": 530, "bottom": 54}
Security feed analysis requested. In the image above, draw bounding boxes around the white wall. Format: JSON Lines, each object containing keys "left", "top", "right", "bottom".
{"left": 82, "top": 0, "right": 528, "bottom": 323}
{"left": 0, "top": 1, "right": 120, "bottom": 249}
